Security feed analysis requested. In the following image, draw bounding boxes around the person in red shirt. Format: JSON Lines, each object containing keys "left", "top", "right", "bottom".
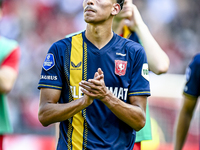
{"left": 0, "top": 0, "right": 20, "bottom": 149}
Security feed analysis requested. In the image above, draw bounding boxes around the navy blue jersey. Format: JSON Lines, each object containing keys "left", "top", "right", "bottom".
{"left": 122, "top": 26, "right": 153, "bottom": 142}
{"left": 122, "top": 26, "right": 140, "bottom": 44}
{"left": 183, "top": 53, "right": 200, "bottom": 98}
{"left": 38, "top": 31, "right": 150, "bottom": 150}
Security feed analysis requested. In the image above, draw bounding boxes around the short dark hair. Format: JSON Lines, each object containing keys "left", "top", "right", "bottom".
{"left": 117, "top": 0, "right": 124, "bottom": 10}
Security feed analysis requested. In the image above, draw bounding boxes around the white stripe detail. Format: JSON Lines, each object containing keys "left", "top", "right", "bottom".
{"left": 116, "top": 53, "right": 126, "bottom": 56}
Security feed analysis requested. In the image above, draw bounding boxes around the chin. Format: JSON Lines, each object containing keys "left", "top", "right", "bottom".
{"left": 84, "top": 16, "right": 95, "bottom": 23}
{"left": 84, "top": 19, "right": 95, "bottom": 24}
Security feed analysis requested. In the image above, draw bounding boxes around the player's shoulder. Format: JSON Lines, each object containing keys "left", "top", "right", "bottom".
{"left": 49, "top": 31, "right": 85, "bottom": 54}
{"left": 0, "top": 36, "right": 19, "bottom": 52}
{"left": 116, "top": 34, "right": 144, "bottom": 52}
{"left": 0, "top": 36, "right": 18, "bottom": 48}
{"left": 0, "top": 36, "right": 18, "bottom": 44}
{"left": 53, "top": 30, "right": 85, "bottom": 48}
{"left": 65, "top": 30, "right": 84, "bottom": 38}
{"left": 193, "top": 53, "right": 200, "bottom": 65}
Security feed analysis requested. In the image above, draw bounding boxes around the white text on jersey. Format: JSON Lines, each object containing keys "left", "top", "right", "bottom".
{"left": 70, "top": 86, "right": 128, "bottom": 101}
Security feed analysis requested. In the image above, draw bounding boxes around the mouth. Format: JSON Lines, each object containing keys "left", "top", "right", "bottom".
{"left": 84, "top": 6, "right": 96, "bottom": 13}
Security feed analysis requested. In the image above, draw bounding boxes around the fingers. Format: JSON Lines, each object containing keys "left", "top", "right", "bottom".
{"left": 79, "top": 81, "right": 99, "bottom": 93}
{"left": 81, "top": 88, "right": 96, "bottom": 97}
{"left": 79, "top": 68, "right": 106, "bottom": 100}
{"left": 89, "top": 74, "right": 104, "bottom": 85}
{"left": 82, "top": 68, "right": 104, "bottom": 90}
{"left": 94, "top": 72, "right": 99, "bottom": 79}
{"left": 98, "top": 68, "right": 103, "bottom": 75}
{"left": 93, "top": 74, "right": 104, "bottom": 81}
{"left": 93, "top": 68, "right": 104, "bottom": 80}
{"left": 79, "top": 80, "right": 106, "bottom": 100}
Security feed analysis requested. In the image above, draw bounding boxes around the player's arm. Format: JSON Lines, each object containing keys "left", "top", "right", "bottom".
{"left": 105, "top": 93, "right": 146, "bottom": 131}
{"left": 0, "top": 67, "right": 17, "bottom": 93}
{"left": 79, "top": 68, "right": 146, "bottom": 131}
{"left": 173, "top": 95, "right": 197, "bottom": 150}
{"left": 38, "top": 72, "right": 103, "bottom": 127}
{"left": 126, "top": 4, "right": 170, "bottom": 74}
{"left": 38, "top": 88, "right": 94, "bottom": 127}
{"left": 0, "top": 48, "right": 20, "bottom": 94}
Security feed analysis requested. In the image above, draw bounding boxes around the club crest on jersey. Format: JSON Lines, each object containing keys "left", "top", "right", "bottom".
{"left": 115, "top": 60, "right": 127, "bottom": 76}
{"left": 43, "top": 53, "right": 55, "bottom": 71}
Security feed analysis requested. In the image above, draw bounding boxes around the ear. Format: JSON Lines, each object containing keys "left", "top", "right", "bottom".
{"left": 111, "top": 3, "right": 121, "bottom": 16}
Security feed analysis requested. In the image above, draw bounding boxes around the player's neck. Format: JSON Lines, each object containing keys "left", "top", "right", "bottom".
{"left": 85, "top": 22, "right": 113, "bottom": 50}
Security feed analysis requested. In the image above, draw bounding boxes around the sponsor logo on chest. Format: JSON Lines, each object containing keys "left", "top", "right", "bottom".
{"left": 70, "top": 61, "right": 82, "bottom": 70}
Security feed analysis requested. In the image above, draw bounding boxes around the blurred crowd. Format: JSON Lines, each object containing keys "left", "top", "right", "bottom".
{"left": 0, "top": 0, "right": 199, "bottom": 135}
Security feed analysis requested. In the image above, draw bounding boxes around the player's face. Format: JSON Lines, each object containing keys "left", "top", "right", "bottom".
{"left": 115, "top": 0, "right": 132, "bottom": 20}
{"left": 83, "top": 0, "right": 117, "bottom": 24}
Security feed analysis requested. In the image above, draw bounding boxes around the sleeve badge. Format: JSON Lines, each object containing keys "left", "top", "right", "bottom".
{"left": 141, "top": 63, "right": 149, "bottom": 81}
{"left": 42, "top": 53, "right": 55, "bottom": 71}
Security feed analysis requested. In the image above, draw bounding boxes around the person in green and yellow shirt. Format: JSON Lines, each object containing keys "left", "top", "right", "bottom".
{"left": 112, "top": 0, "right": 170, "bottom": 149}
{"left": 0, "top": 0, "right": 20, "bottom": 149}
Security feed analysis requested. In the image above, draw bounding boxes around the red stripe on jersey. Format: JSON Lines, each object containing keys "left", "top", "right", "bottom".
{"left": 133, "top": 142, "right": 141, "bottom": 150}
{"left": 1, "top": 47, "right": 20, "bottom": 72}
{"left": 0, "top": 135, "right": 3, "bottom": 150}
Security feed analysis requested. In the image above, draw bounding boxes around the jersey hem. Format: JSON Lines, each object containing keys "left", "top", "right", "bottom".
{"left": 135, "top": 135, "right": 152, "bottom": 142}
{"left": 38, "top": 84, "right": 62, "bottom": 90}
{"left": 183, "top": 92, "right": 198, "bottom": 99}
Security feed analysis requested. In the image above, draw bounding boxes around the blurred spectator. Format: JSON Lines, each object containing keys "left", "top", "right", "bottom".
{"left": 0, "top": 0, "right": 20, "bottom": 149}
{"left": 173, "top": 53, "right": 200, "bottom": 150}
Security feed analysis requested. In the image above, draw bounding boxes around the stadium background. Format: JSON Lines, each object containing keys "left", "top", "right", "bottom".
{"left": 0, "top": 0, "right": 199, "bottom": 149}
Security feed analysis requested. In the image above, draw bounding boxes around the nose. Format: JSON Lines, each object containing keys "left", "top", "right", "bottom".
{"left": 86, "top": 0, "right": 94, "bottom": 5}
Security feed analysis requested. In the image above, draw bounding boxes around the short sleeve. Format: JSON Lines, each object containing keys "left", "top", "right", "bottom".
{"left": 128, "top": 47, "right": 150, "bottom": 97}
{"left": 38, "top": 43, "right": 64, "bottom": 90}
{"left": 183, "top": 54, "right": 200, "bottom": 98}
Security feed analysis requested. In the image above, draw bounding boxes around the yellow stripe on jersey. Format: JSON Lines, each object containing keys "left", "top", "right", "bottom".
{"left": 83, "top": 42, "right": 88, "bottom": 149}
{"left": 38, "top": 84, "right": 62, "bottom": 89}
{"left": 123, "top": 25, "right": 131, "bottom": 39}
{"left": 70, "top": 33, "right": 84, "bottom": 150}
{"left": 128, "top": 91, "right": 151, "bottom": 95}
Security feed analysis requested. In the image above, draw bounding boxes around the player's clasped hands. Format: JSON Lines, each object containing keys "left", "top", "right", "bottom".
{"left": 79, "top": 68, "right": 109, "bottom": 102}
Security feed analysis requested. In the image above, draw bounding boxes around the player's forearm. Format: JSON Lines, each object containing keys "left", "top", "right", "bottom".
{"left": 0, "top": 67, "right": 17, "bottom": 94}
{"left": 102, "top": 92, "right": 146, "bottom": 131}
{"left": 38, "top": 97, "right": 91, "bottom": 127}
{"left": 134, "top": 24, "right": 170, "bottom": 74}
{"left": 174, "top": 110, "right": 192, "bottom": 150}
